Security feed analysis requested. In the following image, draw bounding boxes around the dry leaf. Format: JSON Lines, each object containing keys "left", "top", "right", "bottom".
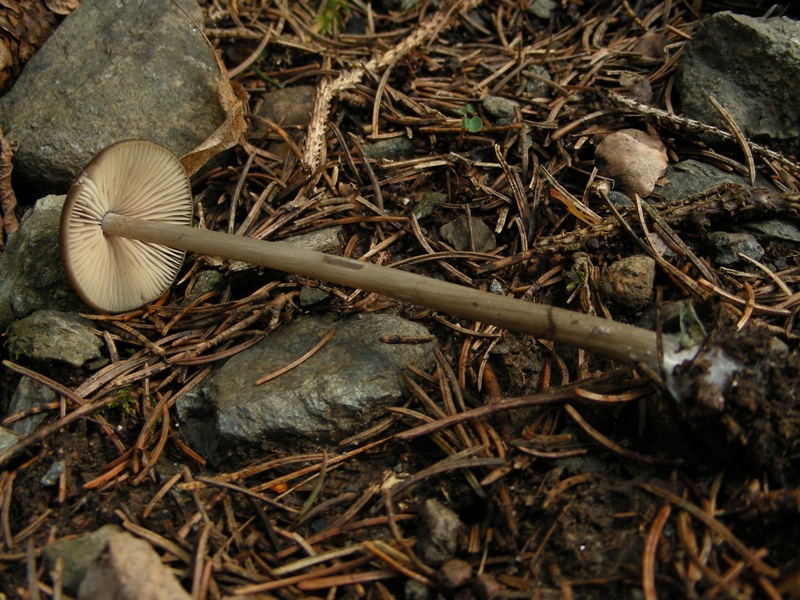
{"left": 632, "top": 31, "right": 665, "bottom": 61}
{"left": 595, "top": 128, "right": 667, "bottom": 198}
{"left": 179, "top": 52, "right": 249, "bottom": 177}
{"left": 0, "top": 129, "right": 19, "bottom": 252}
{"left": 0, "top": 0, "right": 58, "bottom": 92}
{"left": 44, "top": 0, "right": 80, "bottom": 16}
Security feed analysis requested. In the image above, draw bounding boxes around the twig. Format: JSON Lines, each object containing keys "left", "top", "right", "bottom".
{"left": 642, "top": 504, "right": 672, "bottom": 600}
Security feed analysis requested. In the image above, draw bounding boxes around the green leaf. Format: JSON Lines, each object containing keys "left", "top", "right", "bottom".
{"left": 462, "top": 115, "right": 483, "bottom": 133}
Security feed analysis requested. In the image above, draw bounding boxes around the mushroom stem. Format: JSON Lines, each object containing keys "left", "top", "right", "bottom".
{"left": 101, "top": 212, "right": 659, "bottom": 372}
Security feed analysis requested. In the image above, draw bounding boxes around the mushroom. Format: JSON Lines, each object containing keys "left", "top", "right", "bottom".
{"left": 62, "top": 140, "right": 667, "bottom": 375}
{"left": 61, "top": 140, "right": 193, "bottom": 313}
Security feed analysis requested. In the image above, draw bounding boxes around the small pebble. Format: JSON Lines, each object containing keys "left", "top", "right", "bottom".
{"left": 708, "top": 231, "right": 764, "bottom": 266}
{"left": 417, "top": 498, "right": 463, "bottom": 566}
{"left": 436, "top": 559, "right": 473, "bottom": 589}
{"left": 482, "top": 95, "right": 520, "bottom": 119}
{"left": 598, "top": 255, "right": 656, "bottom": 310}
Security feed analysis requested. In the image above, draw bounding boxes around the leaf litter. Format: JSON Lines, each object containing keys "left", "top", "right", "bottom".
{"left": 2, "top": 1, "right": 800, "bottom": 598}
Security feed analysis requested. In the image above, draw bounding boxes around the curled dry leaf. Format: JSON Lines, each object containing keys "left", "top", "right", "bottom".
{"left": 0, "top": 129, "right": 19, "bottom": 251}
{"left": 595, "top": 128, "right": 667, "bottom": 198}
{"left": 179, "top": 52, "right": 249, "bottom": 177}
{"left": 44, "top": 0, "right": 80, "bottom": 15}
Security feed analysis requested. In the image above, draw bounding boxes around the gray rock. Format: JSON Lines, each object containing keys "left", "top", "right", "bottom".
{"left": 527, "top": 0, "right": 556, "bottom": 19}
{"left": 252, "top": 85, "right": 316, "bottom": 157}
{"left": 708, "top": 231, "right": 764, "bottom": 266}
{"left": 0, "top": 0, "right": 224, "bottom": 195}
{"left": 0, "top": 427, "right": 22, "bottom": 455}
{"left": 284, "top": 227, "right": 343, "bottom": 254}
{"left": 186, "top": 270, "right": 226, "bottom": 301}
{"left": 299, "top": 285, "right": 330, "bottom": 306}
{"left": 0, "top": 195, "right": 84, "bottom": 329}
{"left": 676, "top": 11, "right": 800, "bottom": 142}
{"left": 440, "top": 216, "right": 496, "bottom": 252}
{"left": 7, "top": 310, "right": 103, "bottom": 367}
{"left": 177, "top": 314, "right": 435, "bottom": 455}
{"left": 523, "top": 64, "right": 552, "bottom": 97}
{"left": 598, "top": 255, "right": 656, "bottom": 310}
{"left": 43, "top": 524, "right": 122, "bottom": 593}
{"left": 405, "top": 579, "right": 432, "bottom": 600}
{"left": 413, "top": 192, "right": 447, "bottom": 220}
{"left": 652, "top": 159, "right": 753, "bottom": 203}
{"left": 254, "top": 85, "right": 316, "bottom": 133}
{"left": 41, "top": 460, "right": 64, "bottom": 486}
{"left": 417, "top": 499, "right": 462, "bottom": 566}
{"left": 6, "top": 376, "right": 55, "bottom": 436}
{"left": 608, "top": 190, "right": 634, "bottom": 208}
{"left": 745, "top": 218, "right": 800, "bottom": 243}
{"left": 482, "top": 95, "right": 520, "bottom": 119}
{"left": 362, "top": 137, "right": 414, "bottom": 161}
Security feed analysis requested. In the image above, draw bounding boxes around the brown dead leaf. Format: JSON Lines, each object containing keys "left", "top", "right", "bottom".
{"left": 595, "top": 128, "right": 667, "bottom": 198}
{"left": 632, "top": 31, "right": 665, "bottom": 61}
{"left": 179, "top": 52, "right": 249, "bottom": 177}
{"left": 0, "top": 0, "right": 58, "bottom": 92}
{"left": 44, "top": 0, "right": 80, "bottom": 15}
{"left": 0, "top": 129, "right": 19, "bottom": 252}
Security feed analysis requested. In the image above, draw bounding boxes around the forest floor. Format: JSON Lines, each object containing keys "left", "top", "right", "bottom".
{"left": 2, "top": 1, "right": 800, "bottom": 598}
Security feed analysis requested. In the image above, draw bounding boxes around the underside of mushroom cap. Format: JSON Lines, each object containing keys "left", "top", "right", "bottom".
{"left": 60, "top": 139, "right": 193, "bottom": 313}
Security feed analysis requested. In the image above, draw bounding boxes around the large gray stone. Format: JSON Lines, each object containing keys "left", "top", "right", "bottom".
{"left": 177, "top": 314, "right": 436, "bottom": 455}
{"left": 0, "top": 195, "right": 84, "bottom": 328}
{"left": 676, "top": 12, "right": 800, "bottom": 142}
{"left": 7, "top": 310, "right": 103, "bottom": 367}
{"left": 0, "top": 0, "right": 224, "bottom": 195}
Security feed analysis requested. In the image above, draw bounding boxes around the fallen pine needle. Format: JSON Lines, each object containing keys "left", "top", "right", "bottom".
{"left": 255, "top": 328, "right": 336, "bottom": 385}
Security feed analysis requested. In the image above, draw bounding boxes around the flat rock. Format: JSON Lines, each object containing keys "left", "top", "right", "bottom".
{"left": 0, "top": 195, "right": 83, "bottom": 329}
{"left": 7, "top": 309, "right": 103, "bottom": 367}
{"left": 708, "top": 231, "right": 764, "bottom": 266}
{"left": 0, "top": 427, "right": 21, "bottom": 455}
{"left": 0, "top": 0, "right": 224, "bottom": 195}
{"left": 651, "top": 159, "right": 753, "bottom": 203}
{"left": 440, "top": 216, "right": 496, "bottom": 252}
{"left": 177, "top": 314, "right": 436, "bottom": 456}
{"left": 676, "top": 11, "right": 800, "bottom": 142}
{"left": 252, "top": 85, "right": 315, "bottom": 157}
{"left": 482, "top": 95, "right": 520, "bottom": 119}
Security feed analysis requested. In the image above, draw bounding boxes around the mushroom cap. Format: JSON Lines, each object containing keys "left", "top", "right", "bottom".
{"left": 60, "top": 140, "right": 193, "bottom": 313}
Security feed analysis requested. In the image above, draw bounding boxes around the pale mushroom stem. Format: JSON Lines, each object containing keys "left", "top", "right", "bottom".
{"left": 102, "top": 212, "right": 659, "bottom": 373}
